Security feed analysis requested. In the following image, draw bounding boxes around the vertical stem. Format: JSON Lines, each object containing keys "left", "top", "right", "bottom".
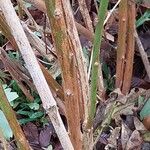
{"left": 45, "top": 0, "right": 83, "bottom": 149}
{"left": 87, "top": 0, "right": 109, "bottom": 128}
{"left": 122, "top": 0, "right": 135, "bottom": 94}
{"left": 115, "top": 0, "right": 128, "bottom": 89}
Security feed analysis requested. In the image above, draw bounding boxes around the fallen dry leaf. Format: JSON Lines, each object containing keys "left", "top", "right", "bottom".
{"left": 121, "top": 122, "right": 132, "bottom": 150}
{"left": 39, "top": 125, "right": 54, "bottom": 148}
{"left": 126, "top": 130, "right": 142, "bottom": 150}
{"left": 134, "top": 117, "right": 146, "bottom": 131}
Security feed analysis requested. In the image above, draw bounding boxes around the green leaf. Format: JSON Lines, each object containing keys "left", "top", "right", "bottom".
{"left": 16, "top": 110, "right": 32, "bottom": 116}
{"left": 17, "top": 110, "right": 43, "bottom": 119}
{"left": 26, "top": 103, "right": 39, "bottom": 110}
{"left": 18, "top": 118, "right": 36, "bottom": 125}
{"left": 40, "top": 117, "right": 49, "bottom": 125}
{"left": 138, "top": 96, "right": 145, "bottom": 106}
{"left": 102, "top": 63, "right": 110, "bottom": 79}
{"left": 2, "top": 84, "right": 19, "bottom": 103}
{"left": 18, "top": 112, "right": 44, "bottom": 124}
{"left": 15, "top": 2, "right": 32, "bottom": 10}
{"left": 0, "top": 110, "right": 13, "bottom": 140}
{"left": 140, "top": 98, "right": 150, "bottom": 120}
{"left": 136, "top": 9, "right": 150, "bottom": 28}
{"left": 9, "top": 80, "right": 22, "bottom": 95}
{"left": 30, "top": 111, "right": 44, "bottom": 119}
{"left": 19, "top": 102, "right": 39, "bottom": 110}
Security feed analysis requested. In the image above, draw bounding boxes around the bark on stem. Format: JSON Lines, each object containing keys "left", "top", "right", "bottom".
{"left": 0, "top": 1, "right": 73, "bottom": 149}
{"left": 122, "top": 0, "right": 135, "bottom": 94}
{"left": 115, "top": 0, "right": 128, "bottom": 89}
{"left": 45, "top": 0, "right": 88, "bottom": 149}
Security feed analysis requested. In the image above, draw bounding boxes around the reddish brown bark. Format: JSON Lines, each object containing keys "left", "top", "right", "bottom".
{"left": 122, "top": 1, "right": 135, "bottom": 94}
{"left": 45, "top": 1, "right": 83, "bottom": 149}
{"left": 115, "top": 0, "right": 128, "bottom": 89}
{"left": 116, "top": 0, "right": 135, "bottom": 94}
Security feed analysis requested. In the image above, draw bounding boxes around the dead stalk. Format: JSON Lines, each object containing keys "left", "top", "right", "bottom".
{"left": 77, "top": 0, "right": 94, "bottom": 32}
{"left": 135, "top": 30, "right": 150, "bottom": 80}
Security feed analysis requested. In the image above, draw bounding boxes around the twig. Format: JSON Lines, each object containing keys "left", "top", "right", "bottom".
{"left": 135, "top": 30, "right": 150, "bottom": 80}
{"left": 77, "top": 0, "right": 94, "bottom": 32}
{"left": 45, "top": 0, "right": 90, "bottom": 149}
{"left": 17, "top": 0, "right": 39, "bottom": 29}
{"left": 104, "top": 0, "right": 121, "bottom": 25}
{"left": 22, "top": 23, "right": 57, "bottom": 60}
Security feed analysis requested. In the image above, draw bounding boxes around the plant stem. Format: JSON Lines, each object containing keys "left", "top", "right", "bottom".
{"left": 122, "top": 0, "right": 135, "bottom": 94}
{"left": 116, "top": 0, "right": 135, "bottom": 94}
{"left": 45, "top": 0, "right": 89, "bottom": 149}
{"left": 115, "top": 0, "right": 128, "bottom": 89}
{"left": 87, "top": 0, "right": 109, "bottom": 128}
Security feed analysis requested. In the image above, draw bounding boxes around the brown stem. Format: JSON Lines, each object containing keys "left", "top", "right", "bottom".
{"left": 45, "top": 0, "right": 84, "bottom": 149}
{"left": 115, "top": 0, "right": 128, "bottom": 90}
{"left": 122, "top": 0, "right": 135, "bottom": 94}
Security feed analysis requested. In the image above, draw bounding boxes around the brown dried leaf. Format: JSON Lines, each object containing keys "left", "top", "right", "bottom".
{"left": 121, "top": 122, "right": 132, "bottom": 149}
{"left": 23, "top": 122, "right": 39, "bottom": 145}
{"left": 126, "top": 130, "right": 142, "bottom": 150}
{"left": 131, "top": 77, "right": 150, "bottom": 89}
{"left": 107, "top": 127, "right": 121, "bottom": 147}
{"left": 39, "top": 125, "right": 54, "bottom": 148}
{"left": 134, "top": 117, "right": 146, "bottom": 131}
